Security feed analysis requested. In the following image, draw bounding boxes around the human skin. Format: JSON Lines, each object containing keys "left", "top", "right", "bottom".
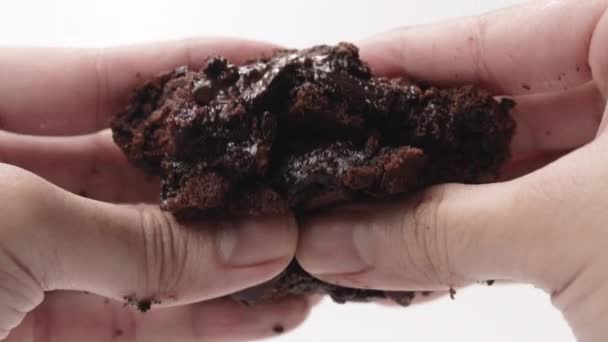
{"left": 0, "top": 38, "right": 311, "bottom": 342}
{"left": 297, "top": 0, "right": 608, "bottom": 341}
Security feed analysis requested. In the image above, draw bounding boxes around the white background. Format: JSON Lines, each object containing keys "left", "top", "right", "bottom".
{"left": 0, "top": 0, "right": 576, "bottom": 341}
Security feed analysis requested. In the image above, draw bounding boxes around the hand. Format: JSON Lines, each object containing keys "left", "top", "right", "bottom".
{"left": 0, "top": 39, "right": 310, "bottom": 341}
{"left": 297, "top": 0, "right": 608, "bottom": 340}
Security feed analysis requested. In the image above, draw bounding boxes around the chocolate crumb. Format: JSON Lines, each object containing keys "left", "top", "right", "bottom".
{"left": 449, "top": 287, "right": 456, "bottom": 300}
{"left": 487, "top": 280, "right": 495, "bottom": 286}
{"left": 78, "top": 190, "right": 88, "bottom": 198}
{"left": 123, "top": 295, "right": 156, "bottom": 312}
{"left": 137, "top": 300, "right": 152, "bottom": 312}
{"left": 522, "top": 84, "right": 531, "bottom": 90}
{"left": 192, "top": 80, "right": 215, "bottom": 105}
{"left": 272, "top": 324, "right": 285, "bottom": 334}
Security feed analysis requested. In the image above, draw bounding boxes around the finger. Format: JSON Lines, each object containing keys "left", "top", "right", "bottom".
{"left": 590, "top": 6, "right": 608, "bottom": 135}
{"left": 510, "top": 81, "right": 604, "bottom": 156}
{"left": 297, "top": 138, "right": 607, "bottom": 293}
{"left": 590, "top": 3, "right": 608, "bottom": 98}
{"left": 599, "top": 103, "right": 608, "bottom": 135}
{"left": 359, "top": 0, "right": 607, "bottom": 95}
{"left": 0, "top": 130, "right": 159, "bottom": 203}
{"left": 0, "top": 163, "right": 297, "bottom": 315}
{"left": 499, "top": 150, "right": 567, "bottom": 181}
{"left": 0, "top": 38, "right": 278, "bottom": 136}
{"left": 5, "top": 291, "right": 309, "bottom": 342}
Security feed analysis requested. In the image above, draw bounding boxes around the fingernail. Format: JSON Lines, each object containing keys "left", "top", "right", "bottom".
{"left": 300, "top": 214, "right": 372, "bottom": 275}
{"left": 218, "top": 215, "right": 296, "bottom": 267}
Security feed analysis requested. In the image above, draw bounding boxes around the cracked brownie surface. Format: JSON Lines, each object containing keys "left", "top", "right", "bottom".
{"left": 111, "top": 42, "right": 515, "bottom": 305}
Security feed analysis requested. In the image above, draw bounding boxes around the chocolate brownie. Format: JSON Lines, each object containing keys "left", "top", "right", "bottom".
{"left": 111, "top": 43, "right": 515, "bottom": 305}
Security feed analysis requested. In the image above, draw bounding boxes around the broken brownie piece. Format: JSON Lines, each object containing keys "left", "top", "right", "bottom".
{"left": 111, "top": 42, "right": 515, "bottom": 305}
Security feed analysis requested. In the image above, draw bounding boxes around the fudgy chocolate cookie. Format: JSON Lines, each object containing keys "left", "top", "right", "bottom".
{"left": 111, "top": 43, "right": 515, "bottom": 305}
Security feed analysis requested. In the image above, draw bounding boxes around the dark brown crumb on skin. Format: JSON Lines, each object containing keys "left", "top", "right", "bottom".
{"left": 123, "top": 295, "right": 159, "bottom": 313}
{"left": 272, "top": 324, "right": 285, "bottom": 334}
{"left": 487, "top": 280, "right": 495, "bottom": 286}
{"left": 114, "top": 329, "right": 124, "bottom": 337}
{"left": 421, "top": 291, "right": 432, "bottom": 297}
{"left": 449, "top": 287, "right": 456, "bottom": 300}
{"left": 78, "top": 190, "right": 88, "bottom": 198}
{"left": 576, "top": 66, "right": 581, "bottom": 72}
{"left": 137, "top": 300, "right": 152, "bottom": 312}
{"left": 522, "top": 84, "right": 531, "bottom": 90}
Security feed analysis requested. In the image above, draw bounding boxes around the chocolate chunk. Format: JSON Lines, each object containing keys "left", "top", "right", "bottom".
{"left": 272, "top": 325, "right": 285, "bottom": 334}
{"left": 111, "top": 43, "right": 515, "bottom": 305}
{"left": 192, "top": 80, "right": 215, "bottom": 105}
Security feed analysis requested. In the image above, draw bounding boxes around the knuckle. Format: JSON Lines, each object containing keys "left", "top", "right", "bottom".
{"left": 0, "top": 165, "right": 56, "bottom": 223}
{"left": 93, "top": 47, "right": 112, "bottom": 127}
{"left": 402, "top": 185, "right": 462, "bottom": 286}
{"left": 0, "top": 165, "right": 54, "bottom": 293}
{"left": 469, "top": 16, "right": 488, "bottom": 82}
{"left": 137, "top": 206, "right": 189, "bottom": 295}
{"left": 0, "top": 164, "right": 40, "bottom": 200}
{"left": 0, "top": 258, "right": 44, "bottom": 314}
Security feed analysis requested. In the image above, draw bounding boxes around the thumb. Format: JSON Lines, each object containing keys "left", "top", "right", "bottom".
{"left": 297, "top": 138, "right": 608, "bottom": 293}
{"left": 591, "top": 5, "right": 608, "bottom": 135}
{"left": 0, "top": 164, "right": 296, "bottom": 321}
